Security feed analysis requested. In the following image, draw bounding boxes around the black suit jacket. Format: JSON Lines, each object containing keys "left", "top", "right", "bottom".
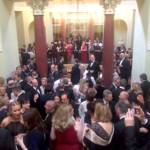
{"left": 113, "top": 118, "right": 137, "bottom": 150}
{"left": 0, "top": 128, "right": 16, "bottom": 150}
{"left": 49, "top": 71, "right": 60, "bottom": 82}
{"left": 113, "top": 117, "right": 146, "bottom": 150}
{"left": 141, "top": 80, "right": 150, "bottom": 100}
{"left": 21, "top": 82, "right": 34, "bottom": 100}
{"left": 119, "top": 58, "right": 131, "bottom": 80}
{"left": 113, "top": 118, "right": 126, "bottom": 150}
{"left": 44, "top": 113, "right": 53, "bottom": 133}
{"left": 95, "top": 85, "right": 105, "bottom": 99}
{"left": 122, "top": 126, "right": 150, "bottom": 150}
{"left": 71, "top": 64, "right": 80, "bottom": 85}
{"left": 109, "top": 84, "right": 121, "bottom": 102}
{"left": 87, "top": 61, "right": 100, "bottom": 80}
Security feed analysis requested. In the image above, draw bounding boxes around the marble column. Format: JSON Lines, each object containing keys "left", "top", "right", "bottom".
{"left": 100, "top": 0, "right": 121, "bottom": 87}
{"left": 61, "top": 18, "right": 66, "bottom": 41}
{"left": 102, "top": 13, "right": 114, "bottom": 87}
{"left": 32, "top": 0, "right": 48, "bottom": 77}
{"left": 89, "top": 17, "right": 94, "bottom": 42}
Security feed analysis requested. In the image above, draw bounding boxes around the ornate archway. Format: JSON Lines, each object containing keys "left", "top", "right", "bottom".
{"left": 114, "top": 19, "right": 127, "bottom": 46}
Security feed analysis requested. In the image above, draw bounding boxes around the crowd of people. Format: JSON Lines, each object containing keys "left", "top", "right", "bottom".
{"left": 0, "top": 36, "right": 150, "bottom": 150}
{"left": 47, "top": 35, "right": 103, "bottom": 64}
{"left": 19, "top": 35, "right": 103, "bottom": 65}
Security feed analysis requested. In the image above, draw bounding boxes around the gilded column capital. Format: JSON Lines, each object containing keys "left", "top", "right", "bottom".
{"left": 100, "top": 0, "right": 121, "bottom": 14}
{"left": 27, "top": 0, "right": 48, "bottom": 15}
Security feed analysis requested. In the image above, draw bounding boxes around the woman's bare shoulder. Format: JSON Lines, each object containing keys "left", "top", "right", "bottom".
{"left": 1, "top": 116, "right": 11, "bottom": 127}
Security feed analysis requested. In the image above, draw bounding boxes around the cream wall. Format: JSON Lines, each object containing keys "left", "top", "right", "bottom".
{"left": 44, "top": 11, "right": 54, "bottom": 43}
{"left": 15, "top": 9, "right": 53, "bottom": 46}
{"left": 0, "top": 26, "right": 2, "bottom": 52}
{"left": 131, "top": 0, "right": 150, "bottom": 82}
{"left": 22, "top": 11, "right": 34, "bottom": 45}
{"left": 0, "top": 0, "right": 20, "bottom": 79}
{"left": 145, "top": 0, "right": 150, "bottom": 80}
{"left": 15, "top": 11, "right": 25, "bottom": 48}
{"left": 115, "top": 10, "right": 135, "bottom": 48}
{"left": 114, "top": 20, "right": 127, "bottom": 47}
{"left": 114, "top": 0, "right": 136, "bottom": 49}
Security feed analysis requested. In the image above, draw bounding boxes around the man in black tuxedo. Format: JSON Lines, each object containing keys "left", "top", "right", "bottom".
{"left": 140, "top": 73, "right": 150, "bottom": 100}
{"left": 101, "top": 89, "right": 113, "bottom": 106}
{"left": 140, "top": 73, "right": 150, "bottom": 111}
{"left": 109, "top": 76, "right": 121, "bottom": 102}
{"left": 20, "top": 48, "right": 30, "bottom": 65}
{"left": 44, "top": 100, "right": 56, "bottom": 149}
{"left": 73, "top": 38, "right": 80, "bottom": 59}
{"left": 119, "top": 53, "right": 131, "bottom": 81}
{"left": 21, "top": 76, "right": 33, "bottom": 100}
{"left": 102, "top": 89, "right": 116, "bottom": 122}
{"left": 29, "top": 78, "right": 45, "bottom": 118}
{"left": 87, "top": 54, "right": 100, "bottom": 80}
{"left": 71, "top": 59, "right": 80, "bottom": 85}
{"left": 44, "top": 100, "right": 56, "bottom": 132}
{"left": 112, "top": 101, "right": 132, "bottom": 150}
{"left": 49, "top": 64, "right": 60, "bottom": 83}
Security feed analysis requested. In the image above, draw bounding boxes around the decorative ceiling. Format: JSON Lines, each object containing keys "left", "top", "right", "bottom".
{"left": 13, "top": 0, "right": 137, "bottom": 13}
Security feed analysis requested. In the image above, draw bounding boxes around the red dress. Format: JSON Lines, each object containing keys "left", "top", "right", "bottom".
{"left": 81, "top": 42, "right": 87, "bottom": 63}
{"left": 66, "top": 43, "right": 73, "bottom": 63}
{"left": 55, "top": 125, "right": 81, "bottom": 150}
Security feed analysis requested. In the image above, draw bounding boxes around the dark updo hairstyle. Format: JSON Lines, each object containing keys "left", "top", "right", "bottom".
{"left": 17, "top": 93, "right": 30, "bottom": 108}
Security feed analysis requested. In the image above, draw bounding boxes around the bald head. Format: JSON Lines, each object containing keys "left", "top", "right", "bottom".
{"left": 45, "top": 100, "right": 56, "bottom": 113}
{"left": 120, "top": 53, "right": 125, "bottom": 59}
{"left": 32, "top": 78, "right": 38, "bottom": 87}
{"left": 90, "top": 54, "right": 95, "bottom": 62}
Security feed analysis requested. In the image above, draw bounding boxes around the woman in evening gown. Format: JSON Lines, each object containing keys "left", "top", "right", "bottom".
{"left": 51, "top": 104, "right": 82, "bottom": 150}
{"left": 81, "top": 40, "right": 88, "bottom": 64}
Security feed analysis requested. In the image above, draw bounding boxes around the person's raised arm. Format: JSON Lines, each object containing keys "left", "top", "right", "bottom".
{"left": 124, "top": 109, "right": 136, "bottom": 150}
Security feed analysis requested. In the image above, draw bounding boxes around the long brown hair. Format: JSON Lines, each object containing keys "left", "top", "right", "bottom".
{"left": 23, "top": 108, "right": 45, "bottom": 131}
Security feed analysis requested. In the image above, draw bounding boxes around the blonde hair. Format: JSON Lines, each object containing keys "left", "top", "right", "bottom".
{"left": 0, "top": 98, "right": 8, "bottom": 108}
{"left": 79, "top": 79, "right": 88, "bottom": 94}
{"left": 131, "top": 82, "right": 141, "bottom": 92}
{"left": 8, "top": 101, "right": 20, "bottom": 116}
{"left": 94, "top": 103, "right": 112, "bottom": 122}
{"left": 52, "top": 104, "right": 75, "bottom": 132}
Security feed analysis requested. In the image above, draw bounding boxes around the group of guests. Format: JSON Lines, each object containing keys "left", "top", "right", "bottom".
{"left": 19, "top": 38, "right": 132, "bottom": 84}
{"left": 0, "top": 47, "right": 149, "bottom": 150}
{"left": 19, "top": 43, "right": 36, "bottom": 66}
{"left": 46, "top": 35, "right": 103, "bottom": 64}
{"left": 19, "top": 38, "right": 103, "bottom": 72}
